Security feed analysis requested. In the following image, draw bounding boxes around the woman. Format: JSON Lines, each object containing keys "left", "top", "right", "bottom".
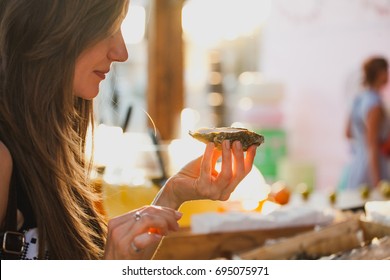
{"left": 344, "top": 56, "right": 389, "bottom": 190}
{"left": 0, "top": 0, "right": 257, "bottom": 260}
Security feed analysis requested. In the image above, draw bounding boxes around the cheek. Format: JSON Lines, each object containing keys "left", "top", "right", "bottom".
{"left": 381, "top": 73, "right": 389, "bottom": 86}
{"left": 73, "top": 60, "right": 85, "bottom": 94}
{"left": 73, "top": 61, "right": 99, "bottom": 99}
{"left": 73, "top": 72, "right": 88, "bottom": 98}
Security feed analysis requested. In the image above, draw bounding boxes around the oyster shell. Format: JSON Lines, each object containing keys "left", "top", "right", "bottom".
{"left": 189, "top": 127, "right": 264, "bottom": 151}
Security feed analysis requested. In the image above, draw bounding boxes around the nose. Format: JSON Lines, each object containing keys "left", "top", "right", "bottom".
{"left": 108, "top": 30, "right": 129, "bottom": 62}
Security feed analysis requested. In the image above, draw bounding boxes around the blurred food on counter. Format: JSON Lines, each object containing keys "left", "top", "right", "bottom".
{"left": 155, "top": 200, "right": 390, "bottom": 260}
{"left": 278, "top": 159, "right": 316, "bottom": 193}
{"left": 268, "top": 181, "right": 291, "bottom": 205}
{"left": 328, "top": 191, "right": 337, "bottom": 205}
{"left": 190, "top": 205, "right": 334, "bottom": 234}
{"left": 297, "top": 182, "right": 312, "bottom": 201}
{"left": 360, "top": 184, "right": 371, "bottom": 200}
{"left": 378, "top": 180, "right": 390, "bottom": 198}
{"left": 365, "top": 201, "right": 390, "bottom": 227}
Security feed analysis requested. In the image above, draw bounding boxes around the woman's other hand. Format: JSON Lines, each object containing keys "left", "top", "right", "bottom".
{"left": 154, "top": 140, "right": 257, "bottom": 209}
{"left": 103, "top": 205, "right": 182, "bottom": 260}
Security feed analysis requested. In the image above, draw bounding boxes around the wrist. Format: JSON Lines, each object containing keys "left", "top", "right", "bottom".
{"left": 152, "top": 177, "right": 182, "bottom": 210}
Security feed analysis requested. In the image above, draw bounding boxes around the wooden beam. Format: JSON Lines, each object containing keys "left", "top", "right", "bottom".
{"left": 154, "top": 225, "right": 314, "bottom": 260}
{"left": 239, "top": 217, "right": 361, "bottom": 260}
{"left": 147, "top": 0, "right": 184, "bottom": 140}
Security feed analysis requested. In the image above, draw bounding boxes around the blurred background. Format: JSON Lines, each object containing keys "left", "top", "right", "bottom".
{"left": 90, "top": 0, "right": 390, "bottom": 223}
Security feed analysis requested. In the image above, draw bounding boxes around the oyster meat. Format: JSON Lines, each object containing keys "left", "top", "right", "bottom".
{"left": 189, "top": 127, "right": 264, "bottom": 151}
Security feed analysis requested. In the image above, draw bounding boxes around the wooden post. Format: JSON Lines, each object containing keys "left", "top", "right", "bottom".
{"left": 147, "top": 0, "right": 184, "bottom": 140}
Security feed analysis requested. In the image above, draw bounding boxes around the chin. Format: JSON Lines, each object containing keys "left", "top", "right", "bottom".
{"left": 74, "top": 88, "right": 100, "bottom": 100}
{"left": 84, "top": 92, "right": 99, "bottom": 100}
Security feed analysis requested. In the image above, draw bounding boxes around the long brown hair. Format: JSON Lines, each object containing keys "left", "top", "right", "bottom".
{"left": 0, "top": 0, "right": 128, "bottom": 259}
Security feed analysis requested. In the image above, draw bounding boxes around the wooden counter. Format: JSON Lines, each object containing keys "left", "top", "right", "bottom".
{"left": 238, "top": 217, "right": 390, "bottom": 260}
{"left": 154, "top": 225, "right": 314, "bottom": 260}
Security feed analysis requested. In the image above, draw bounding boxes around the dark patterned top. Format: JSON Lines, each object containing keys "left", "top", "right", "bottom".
{"left": 0, "top": 142, "right": 48, "bottom": 259}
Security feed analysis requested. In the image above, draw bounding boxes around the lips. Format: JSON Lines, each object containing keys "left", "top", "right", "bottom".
{"left": 94, "top": 70, "right": 108, "bottom": 80}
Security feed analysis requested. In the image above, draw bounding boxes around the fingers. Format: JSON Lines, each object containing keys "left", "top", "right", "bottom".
{"left": 227, "top": 142, "right": 257, "bottom": 177}
{"left": 195, "top": 140, "right": 258, "bottom": 201}
{"left": 200, "top": 142, "right": 216, "bottom": 178}
{"left": 105, "top": 206, "right": 182, "bottom": 259}
{"left": 136, "top": 208, "right": 180, "bottom": 235}
{"left": 217, "top": 142, "right": 258, "bottom": 200}
{"left": 218, "top": 140, "right": 233, "bottom": 185}
{"left": 132, "top": 232, "right": 163, "bottom": 253}
{"left": 211, "top": 146, "right": 222, "bottom": 177}
{"left": 217, "top": 141, "right": 242, "bottom": 199}
{"left": 244, "top": 145, "right": 257, "bottom": 173}
{"left": 232, "top": 141, "right": 245, "bottom": 178}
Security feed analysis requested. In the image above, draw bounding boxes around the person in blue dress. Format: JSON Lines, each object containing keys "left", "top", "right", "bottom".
{"left": 344, "top": 57, "right": 389, "bottom": 190}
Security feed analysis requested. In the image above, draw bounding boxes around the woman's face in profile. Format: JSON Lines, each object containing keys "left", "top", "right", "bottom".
{"left": 377, "top": 69, "right": 389, "bottom": 90}
{"left": 73, "top": 28, "right": 128, "bottom": 100}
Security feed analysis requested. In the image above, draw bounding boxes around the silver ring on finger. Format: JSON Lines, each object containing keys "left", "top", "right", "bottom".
{"left": 131, "top": 241, "right": 141, "bottom": 253}
{"left": 134, "top": 211, "right": 142, "bottom": 222}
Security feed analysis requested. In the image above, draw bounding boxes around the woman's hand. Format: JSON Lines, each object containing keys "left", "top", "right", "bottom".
{"left": 154, "top": 140, "right": 257, "bottom": 209}
{"left": 103, "top": 205, "right": 182, "bottom": 260}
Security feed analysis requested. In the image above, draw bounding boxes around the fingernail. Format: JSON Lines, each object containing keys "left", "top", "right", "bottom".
{"left": 175, "top": 211, "right": 183, "bottom": 219}
{"left": 235, "top": 141, "right": 242, "bottom": 150}
{"left": 151, "top": 234, "right": 163, "bottom": 240}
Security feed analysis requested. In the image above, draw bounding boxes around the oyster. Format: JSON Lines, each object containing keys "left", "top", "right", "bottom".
{"left": 189, "top": 127, "right": 264, "bottom": 151}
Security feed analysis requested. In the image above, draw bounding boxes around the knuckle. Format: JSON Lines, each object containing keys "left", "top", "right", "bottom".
{"left": 109, "top": 226, "right": 122, "bottom": 242}
{"left": 220, "top": 193, "right": 230, "bottom": 201}
{"left": 197, "top": 189, "right": 211, "bottom": 198}
{"left": 219, "top": 176, "right": 231, "bottom": 186}
{"left": 141, "top": 213, "right": 153, "bottom": 223}
{"left": 147, "top": 205, "right": 163, "bottom": 214}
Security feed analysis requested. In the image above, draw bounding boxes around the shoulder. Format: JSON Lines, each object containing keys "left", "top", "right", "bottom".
{"left": 0, "top": 141, "right": 12, "bottom": 171}
{"left": 358, "top": 91, "right": 382, "bottom": 117}
{"left": 363, "top": 91, "right": 381, "bottom": 107}
{"left": 0, "top": 141, "right": 13, "bottom": 227}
